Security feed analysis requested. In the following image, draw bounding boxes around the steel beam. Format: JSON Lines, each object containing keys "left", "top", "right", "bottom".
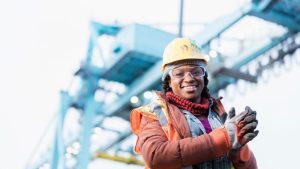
{"left": 217, "top": 67, "right": 257, "bottom": 83}
{"left": 194, "top": 4, "right": 252, "bottom": 47}
{"left": 178, "top": 0, "right": 184, "bottom": 37}
{"left": 50, "top": 91, "right": 72, "bottom": 169}
{"left": 93, "top": 152, "right": 144, "bottom": 166}
{"left": 90, "top": 21, "right": 121, "bottom": 36}
{"left": 76, "top": 96, "right": 98, "bottom": 169}
{"left": 252, "top": 0, "right": 278, "bottom": 12}
{"left": 233, "top": 32, "right": 291, "bottom": 69}
{"left": 100, "top": 60, "right": 162, "bottom": 117}
{"left": 249, "top": 10, "right": 300, "bottom": 32}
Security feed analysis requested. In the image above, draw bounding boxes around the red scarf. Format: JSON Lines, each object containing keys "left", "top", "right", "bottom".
{"left": 166, "top": 92, "right": 210, "bottom": 116}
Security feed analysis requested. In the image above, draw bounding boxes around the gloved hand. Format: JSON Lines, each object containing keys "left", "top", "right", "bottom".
{"left": 224, "top": 106, "right": 259, "bottom": 150}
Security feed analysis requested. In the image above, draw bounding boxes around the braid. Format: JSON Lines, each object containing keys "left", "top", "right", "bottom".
{"left": 161, "top": 73, "right": 211, "bottom": 98}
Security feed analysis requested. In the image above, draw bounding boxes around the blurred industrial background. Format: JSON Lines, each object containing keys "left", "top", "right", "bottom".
{"left": 0, "top": 0, "right": 300, "bottom": 169}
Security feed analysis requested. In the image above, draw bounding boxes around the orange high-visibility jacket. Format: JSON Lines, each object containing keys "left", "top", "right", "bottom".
{"left": 130, "top": 91, "right": 257, "bottom": 169}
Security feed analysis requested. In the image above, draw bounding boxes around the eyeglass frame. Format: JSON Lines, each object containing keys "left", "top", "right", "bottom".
{"left": 168, "top": 65, "right": 206, "bottom": 80}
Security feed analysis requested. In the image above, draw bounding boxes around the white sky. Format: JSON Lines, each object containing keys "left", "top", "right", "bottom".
{"left": 0, "top": 0, "right": 299, "bottom": 169}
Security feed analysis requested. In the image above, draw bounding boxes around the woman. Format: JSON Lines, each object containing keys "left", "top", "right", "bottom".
{"left": 130, "top": 38, "right": 259, "bottom": 169}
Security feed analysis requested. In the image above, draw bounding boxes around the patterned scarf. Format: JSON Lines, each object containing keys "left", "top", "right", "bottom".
{"left": 166, "top": 92, "right": 209, "bottom": 116}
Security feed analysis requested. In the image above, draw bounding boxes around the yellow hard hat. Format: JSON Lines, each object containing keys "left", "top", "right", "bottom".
{"left": 162, "top": 37, "right": 208, "bottom": 71}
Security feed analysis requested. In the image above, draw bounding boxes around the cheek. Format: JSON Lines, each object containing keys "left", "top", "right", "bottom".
{"left": 196, "top": 78, "right": 205, "bottom": 91}
{"left": 169, "top": 79, "right": 180, "bottom": 89}
{"left": 198, "top": 76, "right": 205, "bottom": 84}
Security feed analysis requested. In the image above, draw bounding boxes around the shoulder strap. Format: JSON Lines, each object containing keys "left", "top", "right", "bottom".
{"left": 130, "top": 91, "right": 172, "bottom": 133}
{"left": 149, "top": 91, "right": 171, "bottom": 127}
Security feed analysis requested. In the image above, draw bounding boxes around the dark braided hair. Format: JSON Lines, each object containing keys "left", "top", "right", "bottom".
{"left": 162, "top": 72, "right": 211, "bottom": 99}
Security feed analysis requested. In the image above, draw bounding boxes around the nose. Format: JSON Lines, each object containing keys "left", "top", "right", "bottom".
{"left": 183, "top": 72, "right": 195, "bottom": 82}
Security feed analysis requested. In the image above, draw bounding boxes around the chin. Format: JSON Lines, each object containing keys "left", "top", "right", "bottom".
{"left": 184, "top": 95, "right": 200, "bottom": 102}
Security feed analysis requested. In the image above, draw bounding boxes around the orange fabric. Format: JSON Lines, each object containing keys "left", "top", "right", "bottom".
{"left": 137, "top": 115, "right": 231, "bottom": 169}
{"left": 130, "top": 109, "right": 142, "bottom": 153}
{"left": 131, "top": 107, "right": 157, "bottom": 154}
{"left": 130, "top": 92, "right": 257, "bottom": 169}
{"left": 162, "top": 125, "right": 180, "bottom": 141}
{"left": 130, "top": 109, "right": 142, "bottom": 135}
{"left": 229, "top": 145, "right": 257, "bottom": 169}
{"left": 209, "top": 128, "right": 231, "bottom": 157}
{"left": 239, "top": 145, "right": 251, "bottom": 161}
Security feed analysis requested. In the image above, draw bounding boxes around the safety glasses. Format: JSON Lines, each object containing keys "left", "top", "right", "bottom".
{"left": 169, "top": 65, "right": 206, "bottom": 80}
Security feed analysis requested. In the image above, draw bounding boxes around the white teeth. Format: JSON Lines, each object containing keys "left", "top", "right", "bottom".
{"left": 183, "top": 86, "right": 197, "bottom": 91}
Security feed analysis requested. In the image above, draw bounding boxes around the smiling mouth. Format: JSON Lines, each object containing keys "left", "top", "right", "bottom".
{"left": 181, "top": 85, "right": 198, "bottom": 91}
{"left": 182, "top": 84, "right": 198, "bottom": 88}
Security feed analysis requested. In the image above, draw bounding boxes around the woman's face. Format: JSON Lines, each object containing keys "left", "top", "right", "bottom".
{"left": 168, "top": 64, "right": 205, "bottom": 103}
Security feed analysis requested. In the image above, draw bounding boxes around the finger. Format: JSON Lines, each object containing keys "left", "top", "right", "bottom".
{"left": 244, "top": 114, "right": 256, "bottom": 122}
{"left": 245, "top": 107, "right": 258, "bottom": 117}
{"left": 246, "top": 110, "right": 257, "bottom": 118}
{"left": 254, "top": 130, "right": 259, "bottom": 137}
{"left": 241, "top": 130, "right": 259, "bottom": 145}
{"left": 238, "top": 115, "right": 257, "bottom": 127}
{"left": 245, "top": 106, "right": 252, "bottom": 114}
{"left": 220, "top": 112, "right": 228, "bottom": 124}
{"left": 238, "top": 119, "right": 258, "bottom": 129}
{"left": 228, "top": 107, "right": 236, "bottom": 119}
{"left": 238, "top": 121, "right": 258, "bottom": 136}
{"left": 245, "top": 130, "right": 259, "bottom": 141}
{"left": 235, "top": 110, "right": 248, "bottom": 122}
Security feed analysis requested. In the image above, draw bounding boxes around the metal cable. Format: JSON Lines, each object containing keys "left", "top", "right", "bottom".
{"left": 24, "top": 112, "right": 57, "bottom": 169}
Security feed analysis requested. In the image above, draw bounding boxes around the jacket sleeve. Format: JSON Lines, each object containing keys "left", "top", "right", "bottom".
{"left": 229, "top": 145, "right": 258, "bottom": 169}
{"left": 138, "top": 116, "right": 232, "bottom": 169}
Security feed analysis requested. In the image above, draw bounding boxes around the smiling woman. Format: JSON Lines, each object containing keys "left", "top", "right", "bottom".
{"left": 130, "top": 38, "right": 259, "bottom": 169}
{"left": 168, "top": 64, "right": 206, "bottom": 103}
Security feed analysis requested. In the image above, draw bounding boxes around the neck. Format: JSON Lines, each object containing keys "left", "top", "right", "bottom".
{"left": 166, "top": 92, "right": 209, "bottom": 116}
{"left": 190, "top": 97, "right": 201, "bottom": 103}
